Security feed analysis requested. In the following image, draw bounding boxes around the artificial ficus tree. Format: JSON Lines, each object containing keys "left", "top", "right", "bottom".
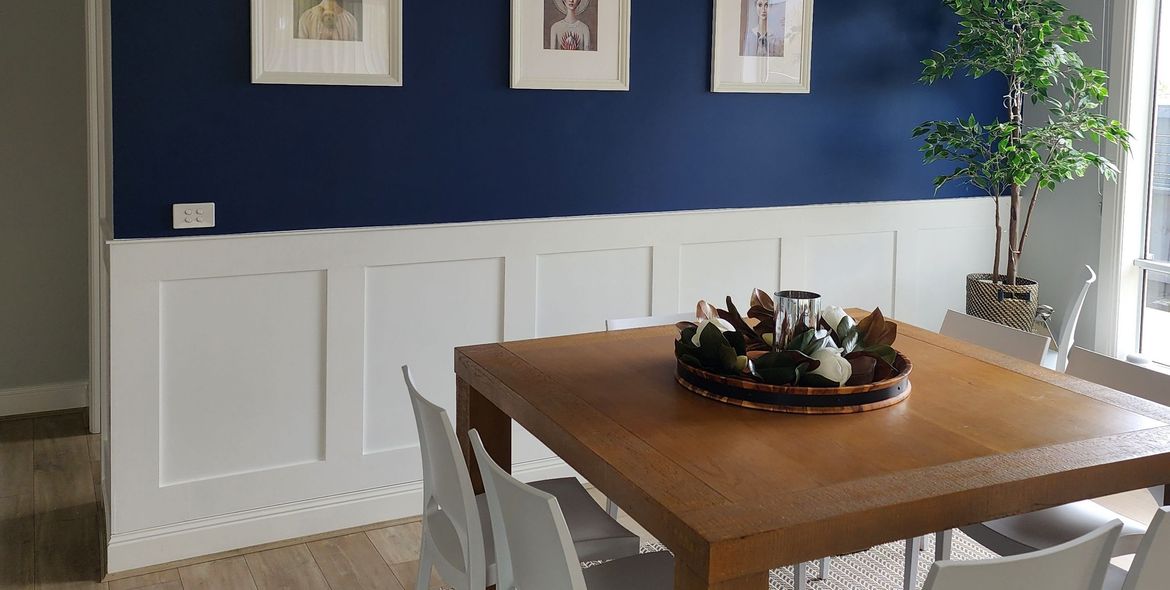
{"left": 914, "top": 0, "right": 1132, "bottom": 285}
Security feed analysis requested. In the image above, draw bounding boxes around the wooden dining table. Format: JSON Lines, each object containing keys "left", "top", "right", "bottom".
{"left": 454, "top": 311, "right": 1170, "bottom": 589}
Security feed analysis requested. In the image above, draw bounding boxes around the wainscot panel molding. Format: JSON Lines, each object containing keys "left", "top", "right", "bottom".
{"left": 0, "top": 380, "right": 88, "bottom": 417}
{"left": 107, "top": 199, "right": 996, "bottom": 572}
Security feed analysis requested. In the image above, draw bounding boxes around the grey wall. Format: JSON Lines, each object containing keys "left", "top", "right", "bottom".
{"left": 1020, "top": 0, "right": 1112, "bottom": 350}
{"left": 0, "top": 1, "right": 89, "bottom": 389}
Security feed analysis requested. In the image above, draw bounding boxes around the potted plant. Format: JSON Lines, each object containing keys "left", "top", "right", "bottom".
{"left": 914, "top": 0, "right": 1131, "bottom": 331}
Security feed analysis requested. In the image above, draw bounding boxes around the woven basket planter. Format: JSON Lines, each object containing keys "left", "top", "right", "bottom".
{"left": 965, "top": 273, "right": 1039, "bottom": 332}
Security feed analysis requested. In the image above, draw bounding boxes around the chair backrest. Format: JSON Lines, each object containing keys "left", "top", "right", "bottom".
{"left": 923, "top": 519, "right": 1122, "bottom": 590}
{"left": 1054, "top": 265, "right": 1097, "bottom": 372}
{"left": 606, "top": 312, "right": 697, "bottom": 331}
{"left": 1122, "top": 507, "right": 1170, "bottom": 590}
{"left": 940, "top": 309, "right": 1051, "bottom": 364}
{"left": 1066, "top": 348, "right": 1170, "bottom": 407}
{"left": 402, "top": 366, "right": 486, "bottom": 588}
{"left": 469, "top": 429, "right": 586, "bottom": 590}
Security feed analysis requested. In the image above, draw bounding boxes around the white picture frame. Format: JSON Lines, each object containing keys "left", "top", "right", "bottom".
{"left": 252, "top": 0, "right": 402, "bottom": 86}
{"left": 711, "top": 0, "right": 814, "bottom": 93}
{"left": 511, "top": 0, "right": 631, "bottom": 91}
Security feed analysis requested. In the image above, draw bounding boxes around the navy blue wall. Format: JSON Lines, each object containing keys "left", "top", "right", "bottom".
{"left": 111, "top": 1, "right": 1002, "bottom": 239}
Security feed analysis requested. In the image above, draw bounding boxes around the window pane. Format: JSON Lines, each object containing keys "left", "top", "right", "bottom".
{"left": 1154, "top": 7, "right": 1170, "bottom": 261}
{"left": 1142, "top": 270, "right": 1170, "bottom": 365}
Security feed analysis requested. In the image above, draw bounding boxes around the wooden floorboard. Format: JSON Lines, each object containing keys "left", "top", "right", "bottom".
{"left": 33, "top": 413, "right": 106, "bottom": 589}
{"left": 307, "top": 532, "right": 404, "bottom": 590}
{"left": 388, "top": 561, "right": 443, "bottom": 590}
{"left": 365, "top": 522, "right": 422, "bottom": 566}
{"left": 244, "top": 545, "right": 330, "bottom": 590}
{"left": 0, "top": 492, "right": 34, "bottom": 589}
{"left": 107, "top": 570, "right": 182, "bottom": 590}
{"left": 177, "top": 557, "right": 258, "bottom": 590}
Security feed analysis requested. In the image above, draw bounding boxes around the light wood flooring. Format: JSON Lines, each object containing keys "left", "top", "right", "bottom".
{"left": 0, "top": 411, "right": 656, "bottom": 589}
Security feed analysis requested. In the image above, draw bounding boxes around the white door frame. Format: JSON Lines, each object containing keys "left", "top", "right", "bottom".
{"left": 1097, "top": 0, "right": 1158, "bottom": 356}
{"left": 86, "top": 0, "right": 112, "bottom": 435}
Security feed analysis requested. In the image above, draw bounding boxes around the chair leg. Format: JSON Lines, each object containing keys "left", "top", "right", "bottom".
{"left": 605, "top": 499, "right": 619, "bottom": 518}
{"left": 934, "top": 529, "right": 953, "bottom": 562}
{"left": 819, "top": 556, "right": 831, "bottom": 579}
{"left": 794, "top": 562, "right": 807, "bottom": 590}
{"left": 903, "top": 537, "right": 921, "bottom": 590}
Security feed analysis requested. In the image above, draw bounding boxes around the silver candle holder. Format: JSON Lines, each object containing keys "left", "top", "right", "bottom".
{"left": 774, "top": 290, "right": 822, "bottom": 350}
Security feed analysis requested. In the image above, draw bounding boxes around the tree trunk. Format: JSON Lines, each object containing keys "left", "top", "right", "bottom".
{"left": 993, "top": 192, "right": 1003, "bottom": 283}
{"left": 1006, "top": 183, "right": 1021, "bottom": 285}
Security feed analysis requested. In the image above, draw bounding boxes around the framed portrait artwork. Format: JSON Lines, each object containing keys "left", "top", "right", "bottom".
{"left": 510, "top": 0, "right": 631, "bottom": 91}
{"left": 711, "top": 0, "right": 814, "bottom": 93}
{"left": 252, "top": 0, "right": 403, "bottom": 86}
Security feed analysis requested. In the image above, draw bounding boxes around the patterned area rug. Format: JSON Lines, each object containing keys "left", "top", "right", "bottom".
{"left": 630, "top": 531, "right": 998, "bottom": 590}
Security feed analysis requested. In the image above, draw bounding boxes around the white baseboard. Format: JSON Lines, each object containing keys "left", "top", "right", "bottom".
{"left": 106, "top": 456, "right": 578, "bottom": 574}
{"left": 0, "top": 380, "right": 88, "bottom": 417}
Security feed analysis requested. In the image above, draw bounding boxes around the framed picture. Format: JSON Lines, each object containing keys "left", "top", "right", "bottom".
{"left": 711, "top": 0, "right": 814, "bottom": 93}
{"left": 511, "top": 0, "right": 631, "bottom": 91}
{"left": 252, "top": 0, "right": 402, "bottom": 86}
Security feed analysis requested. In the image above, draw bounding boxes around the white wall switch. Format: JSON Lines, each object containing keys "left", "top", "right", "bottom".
{"left": 173, "top": 203, "right": 216, "bottom": 229}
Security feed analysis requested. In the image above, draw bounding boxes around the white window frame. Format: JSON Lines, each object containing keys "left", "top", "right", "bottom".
{"left": 1097, "top": 0, "right": 1161, "bottom": 357}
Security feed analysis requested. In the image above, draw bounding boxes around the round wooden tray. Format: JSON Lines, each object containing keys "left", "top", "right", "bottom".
{"left": 675, "top": 353, "right": 913, "bottom": 414}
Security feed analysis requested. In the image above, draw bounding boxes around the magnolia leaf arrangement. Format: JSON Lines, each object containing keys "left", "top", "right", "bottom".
{"left": 675, "top": 290, "right": 901, "bottom": 388}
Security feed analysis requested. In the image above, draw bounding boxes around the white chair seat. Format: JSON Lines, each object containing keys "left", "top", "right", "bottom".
{"left": 582, "top": 551, "right": 675, "bottom": 590}
{"left": 961, "top": 501, "right": 1147, "bottom": 558}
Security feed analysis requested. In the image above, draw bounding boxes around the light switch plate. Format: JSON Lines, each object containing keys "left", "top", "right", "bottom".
{"left": 173, "top": 203, "right": 216, "bottom": 229}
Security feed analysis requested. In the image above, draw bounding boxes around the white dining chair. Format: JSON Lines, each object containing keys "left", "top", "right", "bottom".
{"left": 602, "top": 312, "right": 696, "bottom": 519}
{"left": 940, "top": 309, "right": 1052, "bottom": 364}
{"left": 469, "top": 429, "right": 675, "bottom": 590}
{"left": 404, "top": 366, "right": 640, "bottom": 590}
{"left": 922, "top": 520, "right": 1122, "bottom": 590}
{"left": 1109, "top": 507, "right": 1170, "bottom": 590}
{"left": 903, "top": 309, "right": 1056, "bottom": 588}
{"left": 1046, "top": 265, "right": 1096, "bottom": 372}
{"left": 605, "top": 312, "right": 697, "bottom": 331}
{"left": 958, "top": 348, "right": 1170, "bottom": 567}
{"left": 1066, "top": 347, "right": 1170, "bottom": 407}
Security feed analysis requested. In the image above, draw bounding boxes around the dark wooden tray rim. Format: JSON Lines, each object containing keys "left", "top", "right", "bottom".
{"left": 676, "top": 353, "right": 913, "bottom": 414}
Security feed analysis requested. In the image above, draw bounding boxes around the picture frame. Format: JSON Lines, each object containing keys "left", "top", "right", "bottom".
{"left": 711, "top": 0, "right": 814, "bottom": 93}
{"left": 511, "top": 0, "right": 632, "bottom": 91}
{"left": 251, "top": 0, "right": 403, "bottom": 86}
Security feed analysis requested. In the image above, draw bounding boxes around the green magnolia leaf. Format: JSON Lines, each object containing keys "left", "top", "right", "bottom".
{"left": 724, "top": 330, "right": 748, "bottom": 357}
{"left": 754, "top": 365, "right": 800, "bottom": 386}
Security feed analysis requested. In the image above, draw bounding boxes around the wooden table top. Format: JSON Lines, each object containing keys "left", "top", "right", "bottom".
{"left": 454, "top": 314, "right": 1170, "bottom": 587}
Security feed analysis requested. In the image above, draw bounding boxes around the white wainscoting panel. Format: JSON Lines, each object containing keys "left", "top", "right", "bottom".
{"left": 679, "top": 239, "right": 782, "bottom": 310}
{"left": 364, "top": 258, "right": 504, "bottom": 455}
{"left": 536, "top": 248, "right": 654, "bottom": 338}
{"left": 160, "top": 271, "right": 328, "bottom": 485}
{"left": 805, "top": 232, "right": 897, "bottom": 315}
{"left": 107, "top": 198, "right": 998, "bottom": 572}
{"left": 917, "top": 225, "right": 997, "bottom": 331}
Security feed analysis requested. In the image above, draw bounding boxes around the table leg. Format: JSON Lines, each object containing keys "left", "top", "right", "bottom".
{"left": 456, "top": 376, "right": 512, "bottom": 494}
{"left": 673, "top": 562, "right": 769, "bottom": 590}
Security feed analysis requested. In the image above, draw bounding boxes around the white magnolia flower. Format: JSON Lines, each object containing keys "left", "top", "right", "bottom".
{"left": 809, "top": 346, "right": 853, "bottom": 385}
{"left": 820, "top": 306, "right": 850, "bottom": 332}
{"left": 691, "top": 317, "right": 736, "bottom": 347}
